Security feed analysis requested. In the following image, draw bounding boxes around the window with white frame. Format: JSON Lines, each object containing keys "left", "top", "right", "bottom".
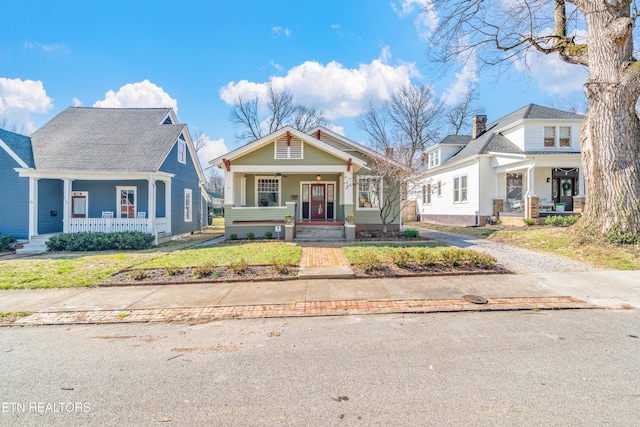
{"left": 257, "top": 178, "right": 280, "bottom": 206}
{"left": 437, "top": 181, "right": 442, "bottom": 197}
{"left": 177, "top": 134, "right": 187, "bottom": 164}
{"left": 544, "top": 126, "right": 572, "bottom": 148}
{"left": 71, "top": 191, "right": 88, "bottom": 218}
{"left": 117, "top": 187, "right": 136, "bottom": 218}
{"left": 184, "top": 189, "right": 192, "bottom": 222}
{"left": 428, "top": 150, "right": 440, "bottom": 168}
{"left": 358, "top": 176, "right": 382, "bottom": 209}
{"left": 423, "top": 183, "right": 431, "bottom": 205}
{"left": 274, "top": 137, "right": 303, "bottom": 159}
{"left": 453, "top": 175, "right": 467, "bottom": 203}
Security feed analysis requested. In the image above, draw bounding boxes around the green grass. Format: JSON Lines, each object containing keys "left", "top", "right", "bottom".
{"left": 343, "top": 242, "right": 446, "bottom": 263}
{"left": 133, "top": 241, "right": 302, "bottom": 269}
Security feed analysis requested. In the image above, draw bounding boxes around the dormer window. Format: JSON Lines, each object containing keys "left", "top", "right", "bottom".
{"left": 428, "top": 150, "right": 440, "bottom": 168}
{"left": 544, "top": 126, "right": 572, "bottom": 148}
{"left": 177, "top": 133, "right": 186, "bottom": 164}
{"left": 163, "top": 115, "right": 173, "bottom": 125}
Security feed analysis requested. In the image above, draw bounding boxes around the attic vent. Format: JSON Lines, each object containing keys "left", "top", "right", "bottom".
{"left": 275, "top": 138, "right": 303, "bottom": 159}
{"left": 163, "top": 115, "right": 173, "bottom": 125}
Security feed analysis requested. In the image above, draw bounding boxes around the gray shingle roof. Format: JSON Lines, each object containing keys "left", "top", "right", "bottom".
{"left": 31, "top": 107, "right": 184, "bottom": 172}
{"left": 437, "top": 104, "right": 584, "bottom": 167}
{"left": 0, "top": 128, "right": 34, "bottom": 167}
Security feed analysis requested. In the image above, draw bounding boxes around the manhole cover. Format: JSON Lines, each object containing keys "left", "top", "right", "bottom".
{"left": 462, "top": 295, "right": 488, "bottom": 304}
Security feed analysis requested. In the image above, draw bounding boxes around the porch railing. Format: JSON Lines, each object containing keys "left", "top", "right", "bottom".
{"left": 68, "top": 218, "right": 153, "bottom": 234}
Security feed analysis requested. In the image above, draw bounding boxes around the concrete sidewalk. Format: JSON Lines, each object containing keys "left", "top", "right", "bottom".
{"left": 1, "top": 270, "right": 638, "bottom": 326}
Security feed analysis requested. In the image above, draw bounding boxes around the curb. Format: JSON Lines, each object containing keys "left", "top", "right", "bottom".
{"left": 1, "top": 296, "right": 598, "bottom": 326}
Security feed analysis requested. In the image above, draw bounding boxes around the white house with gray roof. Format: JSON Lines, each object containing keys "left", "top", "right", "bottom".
{"left": 413, "top": 104, "right": 585, "bottom": 226}
{"left": 6, "top": 107, "right": 208, "bottom": 253}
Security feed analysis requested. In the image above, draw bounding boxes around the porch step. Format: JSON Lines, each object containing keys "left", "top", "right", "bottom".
{"left": 16, "top": 236, "right": 50, "bottom": 255}
{"left": 295, "top": 225, "right": 345, "bottom": 242}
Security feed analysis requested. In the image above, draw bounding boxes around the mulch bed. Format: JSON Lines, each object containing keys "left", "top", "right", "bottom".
{"left": 350, "top": 262, "right": 510, "bottom": 278}
{"left": 355, "top": 231, "right": 432, "bottom": 242}
{"left": 100, "top": 265, "right": 299, "bottom": 287}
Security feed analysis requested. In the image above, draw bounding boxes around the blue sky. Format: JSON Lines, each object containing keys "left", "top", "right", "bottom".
{"left": 1, "top": 0, "right": 589, "bottom": 172}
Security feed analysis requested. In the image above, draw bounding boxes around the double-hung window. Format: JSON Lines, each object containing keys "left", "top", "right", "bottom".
{"left": 177, "top": 134, "right": 187, "bottom": 164}
{"left": 257, "top": 178, "right": 280, "bottom": 207}
{"left": 544, "top": 126, "right": 572, "bottom": 148}
{"left": 423, "top": 184, "right": 431, "bottom": 205}
{"left": 357, "top": 176, "right": 382, "bottom": 209}
{"left": 453, "top": 176, "right": 467, "bottom": 203}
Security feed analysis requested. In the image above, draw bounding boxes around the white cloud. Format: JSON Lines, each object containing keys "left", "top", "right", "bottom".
{"left": 93, "top": 79, "right": 178, "bottom": 112}
{"left": 327, "top": 124, "right": 345, "bottom": 136}
{"left": 23, "top": 41, "right": 68, "bottom": 53}
{"left": 196, "top": 135, "right": 228, "bottom": 170}
{"left": 72, "top": 97, "right": 82, "bottom": 107}
{"left": 270, "top": 60, "right": 283, "bottom": 71}
{"left": 0, "top": 77, "right": 54, "bottom": 132}
{"left": 271, "top": 26, "right": 292, "bottom": 37}
{"left": 441, "top": 43, "right": 479, "bottom": 105}
{"left": 331, "top": 24, "right": 340, "bottom": 30}
{"left": 220, "top": 52, "right": 420, "bottom": 119}
{"left": 391, "top": 0, "right": 438, "bottom": 41}
{"left": 513, "top": 29, "right": 589, "bottom": 94}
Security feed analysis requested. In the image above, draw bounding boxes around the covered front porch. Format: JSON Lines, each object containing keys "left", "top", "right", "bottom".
{"left": 492, "top": 158, "right": 585, "bottom": 223}
{"left": 22, "top": 172, "right": 174, "bottom": 243}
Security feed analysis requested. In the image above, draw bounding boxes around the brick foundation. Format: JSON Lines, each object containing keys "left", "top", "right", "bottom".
{"left": 527, "top": 196, "right": 540, "bottom": 219}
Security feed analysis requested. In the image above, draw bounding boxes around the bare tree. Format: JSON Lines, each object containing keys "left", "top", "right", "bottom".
{"left": 205, "top": 170, "right": 225, "bottom": 195}
{"left": 357, "top": 83, "right": 441, "bottom": 169}
{"left": 427, "top": 0, "right": 640, "bottom": 241}
{"left": 229, "top": 84, "right": 327, "bottom": 143}
{"left": 444, "top": 85, "right": 485, "bottom": 135}
{"left": 0, "top": 118, "right": 27, "bottom": 134}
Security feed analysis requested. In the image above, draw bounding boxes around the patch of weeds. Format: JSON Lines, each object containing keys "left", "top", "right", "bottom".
{"left": 0, "top": 311, "right": 30, "bottom": 320}
{"left": 353, "top": 251, "right": 383, "bottom": 273}
{"left": 229, "top": 257, "right": 249, "bottom": 275}
{"left": 545, "top": 215, "right": 580, "bottom": 227}
{"left": 165, "top": 266, "right": 184, "bottom": 276}
{"left": 118, "top": 312, "right": 130, "bottom": 318}
{"left": 128, "top": 269, "right": 148, "bottom": 281}
{"left": 391, "top": 249, "right": 412, "bottom": 269}
{"left": 272, "top": 257, "right": 292, "bottom": 275}
{"left": 531, "top": 307, "right": 541, "bottom": 312}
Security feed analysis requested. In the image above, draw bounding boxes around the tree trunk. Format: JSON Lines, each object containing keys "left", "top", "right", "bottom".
{"left": 578, "top": 0, "right": 640, "bottom": 238}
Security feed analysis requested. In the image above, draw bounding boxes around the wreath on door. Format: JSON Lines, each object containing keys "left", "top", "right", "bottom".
{"left": 562, "top": 182, "right": 572, "bottom": 191}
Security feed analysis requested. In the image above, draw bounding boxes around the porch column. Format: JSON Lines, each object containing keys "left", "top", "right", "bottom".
{"left": 148, "top": 177, "right": 156, "bottom": 233}
{"left": 62, "top": 178, "right": 72, "bottom": 233}
{"left": 578, "top": 167, "right": 585, "bottom": 196}
{"left": 165, "top": 179, "right": 171, "bottom": 231}
{"left": 343, "top": 171, "right": 353, "bottom": 205}
{"left": 224, "top": 171, "right": 234, "bottom": 205}
{"left": 526, "top": 167, "right": 535, "bottom": 197}
{"left": 28, "top": 177, "right": 39, "bottom": 238}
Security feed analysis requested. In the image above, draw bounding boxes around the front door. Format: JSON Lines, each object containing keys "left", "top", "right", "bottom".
{"left": 310, "top": 184, "right": 325, "bottom": 219}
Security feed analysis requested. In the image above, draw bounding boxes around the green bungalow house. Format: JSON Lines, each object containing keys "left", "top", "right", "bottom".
{"left": 209, "top": 126, "right": 404, "bottom": 242}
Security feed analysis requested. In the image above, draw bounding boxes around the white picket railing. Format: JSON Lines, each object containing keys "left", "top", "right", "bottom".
{"left": 68, "top": 218, "right": 153, "bottom": 234}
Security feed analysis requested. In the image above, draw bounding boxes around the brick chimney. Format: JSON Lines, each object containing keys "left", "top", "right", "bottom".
{"left": 472, "top": 115, "right": 487, "bottom": 139}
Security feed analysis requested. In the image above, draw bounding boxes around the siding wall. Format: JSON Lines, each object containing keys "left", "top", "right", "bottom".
{"left": 521, "top": 121, "right": 582, "bottom": 151}
{"left": 0, "top": 149, "right": 30, "bottom": 239}
{"left": 38, "top": 179, "right": 64, "bottom": 234}
{"left": 72, "top": 180, "right": 149, "bottom": 217}
{"left": 160, "top": 141, "right": 203, "bottom": 235}
{"left": 233, "top": 141, "right": 347, "bottom": 166}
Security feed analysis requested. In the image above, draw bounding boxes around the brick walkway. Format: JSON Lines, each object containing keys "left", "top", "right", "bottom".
{"left": 299, "top": 247, "right": 351, "bottom": 267}
{"left": 4, "top": 296, "right": 596, "bottom": 326}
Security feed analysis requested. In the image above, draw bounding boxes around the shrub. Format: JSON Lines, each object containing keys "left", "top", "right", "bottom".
{"left": 416, "top": 249, "right": 438, "bottom": 267}
{"left": 246, "top": 232, "right": 255, "bottom": 240}
{"left": 440, "top": 248, "right": 464, "bottom": 267}
{"left": 353, "top": 251, "right": 383, "bottom": 273}
{"left": 229, "top": 233, "right": 238, "bottom": 240}
{"left": 193, "top": 261, "right": 217, "bottom": 278}
{"left": 272, "top": 257, "right": 293, "bottom": 274}
{"left": 128, "top": 269, "right": 148, "bottom": 281}
{"left": 404, "top": 229, "right": 420, "bottom": 238}
{"left": 391, "top": 249, "right": 412, "bottom": 269}
{"left": 165, "top": 266, "right": 184, "bottom": 276}
{"left": 46, "top": 231, "right": 154, "bottom": 251}
{"left": 0, "top": 234, "right": 17, "bottom": 251}
{"left": 229, "top": 257, "right": 249, "bottom": 275}
{"left": 605, "top": 228, "right": 639, "bottom": 245}
{"left": 264, "top": 231, "right": 273, "bottom": 239}
{"left": 465, "top": 251, "right": 497, "bottom": 269}
{"left": 523, "top": 218, "right": 536, "bottom": 226}
{"left": 545, "top": 215, "right": 580, "bottom": 227}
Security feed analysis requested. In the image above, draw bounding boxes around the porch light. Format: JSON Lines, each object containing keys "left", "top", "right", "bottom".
{"left": 316, "top": 175, "right": 321, "bottom": 181}
{"left": 547, "top": 177, "right": 551, "bottom": 182}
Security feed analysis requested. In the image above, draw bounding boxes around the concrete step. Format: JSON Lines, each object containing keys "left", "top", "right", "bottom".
{"left": 16, "top": 237, "right": 50, "bottom": 255}
{"left": 295, "top": 226, "right": 345, "bottom": 242}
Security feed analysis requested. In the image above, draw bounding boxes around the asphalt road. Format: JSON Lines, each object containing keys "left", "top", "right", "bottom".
{"left": 1, "top": 310, "right": 639, "bottom": 426}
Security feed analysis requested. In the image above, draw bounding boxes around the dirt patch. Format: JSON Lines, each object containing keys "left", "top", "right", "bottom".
{"left": 350, "top": 262, "right": 510, "bottom": 278}
{"left": 355, "top": 230, "right": 432, "bottom": 241}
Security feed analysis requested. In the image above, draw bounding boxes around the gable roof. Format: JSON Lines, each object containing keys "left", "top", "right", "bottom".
{"left": 210, "top": 126, "right": 369, "bottom": 169}
{"left": 418, "top": 104, "right": 584, "bottom": 172}
{"left": 0, "top": 128, "right": 34, "bottom": 168}
{"left": 30, "top": 107, "right": 187, "bottom": 172}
